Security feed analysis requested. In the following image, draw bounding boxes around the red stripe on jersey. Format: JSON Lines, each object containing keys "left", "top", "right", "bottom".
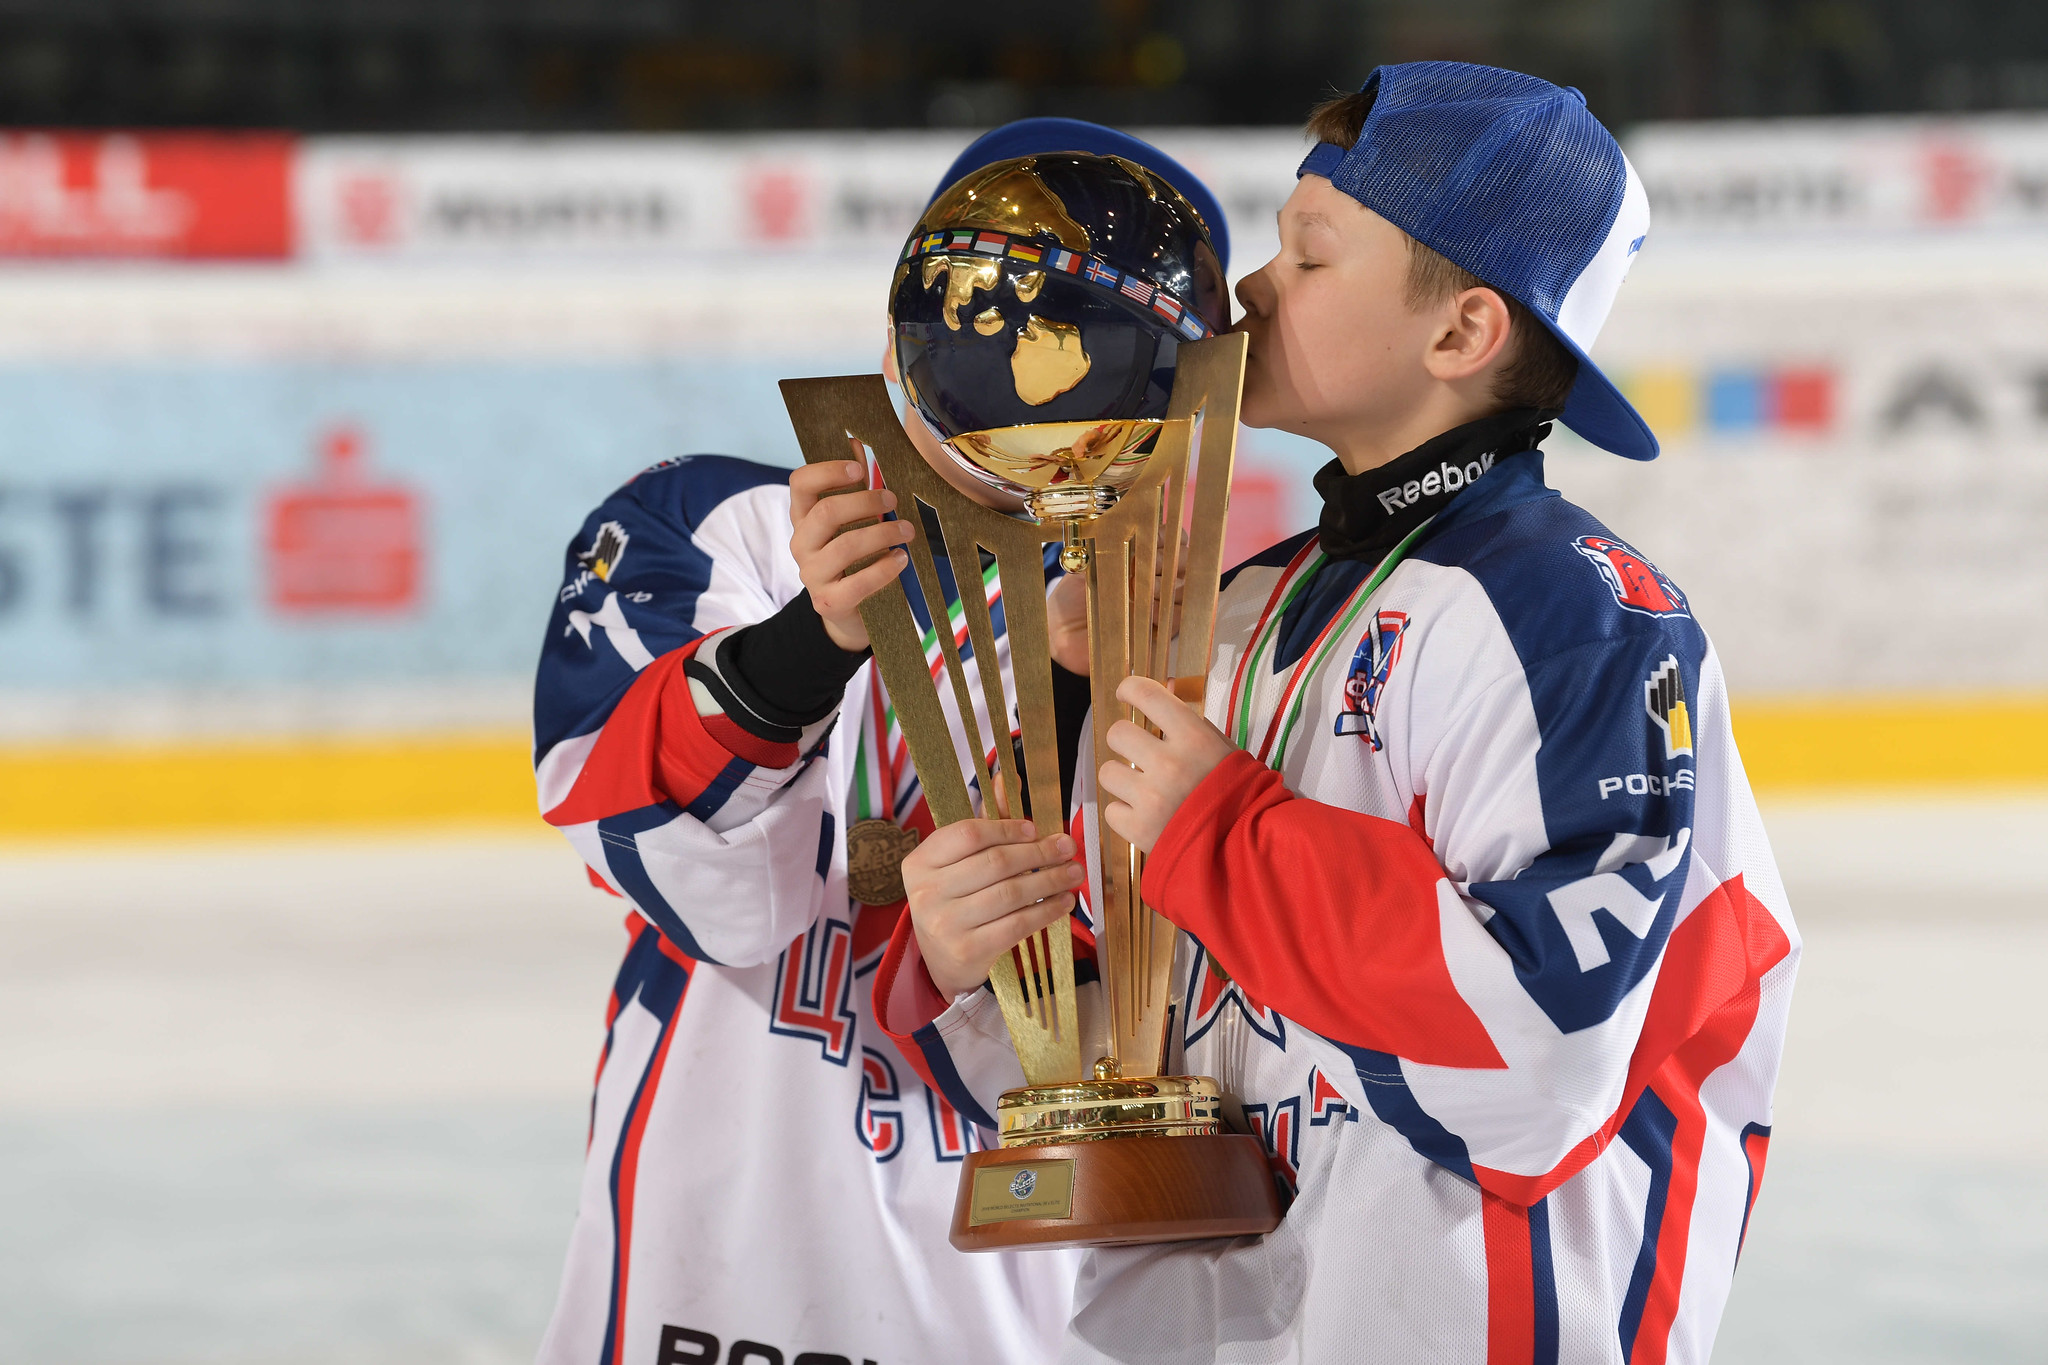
{"left": 1472, "top": 873, "right": 1793, "bottom": 1208}
{"left": 1629, "top": 1089, "right": 1706, "bottom": 1364}
{"left": 1407, "top": 793, "right": 1431, "bottom": 848}
{"left": 648, "top": 920, "right": 697, "bottom": 969}
{"left": 1309, "top": 1068, "right": 1350, "bottom": 1122}
{"left": 589, "top": 913, "right": 652, "bottom": 1148}
{"left": 1066, "top": 805, "right": 1100, "bottom": 958}
{"left": 588, "top": 864, "right": 623, "bottom": 897}
{"left": 604, "top": 914, "right": 650, "bottom": 1032}
{"left": 851, "top": 900, "right": 904, "bottom": 963}
{"left": 545, "top": 637, "right": 702, "bottom": 824}
{"left": 545, "top": 634, "right": 772, "bottom": 825}
{"left": 1482, "top": 1192, "right": 1535, "bottom": 1365}
{"left": 607, "top": 973, "right": 688, "bottom": 1365}
{"left": 700, "top": 710, "right": 798, "bottom": 769}
{"left": 1144, "top": 750, "right": 1506, "bottom": 1069}
{"left": 872, "top": 909, "right": 952, "bottom": 1098}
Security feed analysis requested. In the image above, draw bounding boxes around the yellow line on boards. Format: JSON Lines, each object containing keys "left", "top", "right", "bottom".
{"left": 0, "top": 696, "right": 2045, "bottom": 838}
{"left": 1729, "top": 695, "right": 2048, "bottom": 791}
{"left": 0, "top": 731, "right": 539, "bottom": 839}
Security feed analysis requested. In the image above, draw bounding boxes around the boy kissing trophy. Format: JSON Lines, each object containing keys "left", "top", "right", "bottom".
{"left": 781, "top": 151, "right": 1282, "bottom": 1250}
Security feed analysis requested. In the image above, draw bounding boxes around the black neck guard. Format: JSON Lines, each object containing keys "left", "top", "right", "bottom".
{"left": 1313, "top": 407, "right": 1558, "bottom": 562}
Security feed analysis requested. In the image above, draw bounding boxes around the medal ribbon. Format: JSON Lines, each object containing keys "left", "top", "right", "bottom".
{"left": 1224, "top": 538, "right": 1325, "bottom": 750}
{"left": 853, "top": 556, "right": 1005, "bottom": 828}
{"left": 1225, "top": 521, "right": 1431, "bottom": 771}
{"left": 851, "top": 668, "right": 901, "bottom": 822}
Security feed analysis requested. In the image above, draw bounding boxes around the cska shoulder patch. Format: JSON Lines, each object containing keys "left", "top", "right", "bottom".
{"left": 1573, "top": 534, "right": 1689, "bottom": 618}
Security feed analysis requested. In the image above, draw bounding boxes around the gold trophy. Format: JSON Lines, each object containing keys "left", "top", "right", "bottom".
{"left": 779, "top": 152, "right": 1280, "bottom": 1250}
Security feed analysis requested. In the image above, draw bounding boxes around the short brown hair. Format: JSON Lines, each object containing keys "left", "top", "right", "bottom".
{"left": 1305, "top": 91, "right": 1579, "bottom": 412}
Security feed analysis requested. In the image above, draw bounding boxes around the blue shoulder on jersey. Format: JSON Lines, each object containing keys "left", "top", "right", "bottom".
{"left": 1413, "top": 451, "right": 1710, "bottom": 1034}
{"left": 534, "top": 455, "right": 790, "bottom": 761}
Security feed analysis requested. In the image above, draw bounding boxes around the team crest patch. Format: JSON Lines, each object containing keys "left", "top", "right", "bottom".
{"left": 1574, "top": 535, "right": 1687, "bottom": 618}
{"left": 1334, "top": 610, "right": 1409, "bottom": 750}
{"left": 578, "top": 520, "right": 630, "bottom": 582}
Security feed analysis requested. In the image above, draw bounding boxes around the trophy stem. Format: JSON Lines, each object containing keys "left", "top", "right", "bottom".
{"left": 1028, "top": 484, "right": 1118, "bottom": 524}
{"left": 1058, "top": 521, "right": 1090, "bottom": 573}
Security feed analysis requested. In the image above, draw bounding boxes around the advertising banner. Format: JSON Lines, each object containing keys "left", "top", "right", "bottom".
{"left": 10, "top": 119, "right": 2048, "bottom": 262}
{"left": 293, "top": 131, "right": 1301, "bottom": 270}
{"left": 1628, "top": 113, "right": 2048, "bottom": 239}
{"left": 296, "top": 134, "right": 944, "bottom": 264}
{"left": 0, "top": 132, "right": 293, "bottom": 259}
{"left": 0, "top": 354, "right": 854, "bottom": 692}
{"left": 0, "top": 128, "right": 1301, "bottom": 268}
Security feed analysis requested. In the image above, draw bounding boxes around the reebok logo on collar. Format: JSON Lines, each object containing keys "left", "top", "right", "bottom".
{"left": 1375, "top": 453, "right": 1497, "bottom": 516}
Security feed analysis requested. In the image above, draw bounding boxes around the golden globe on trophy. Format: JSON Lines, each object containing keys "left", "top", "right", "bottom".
{"left": 780, "top": 152, "right": 1280, "bottom": 1251}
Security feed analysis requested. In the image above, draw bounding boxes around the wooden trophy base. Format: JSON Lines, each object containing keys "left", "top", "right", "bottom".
{"left": 949, "top": 1134, "right": 1282, "bottom": 1252}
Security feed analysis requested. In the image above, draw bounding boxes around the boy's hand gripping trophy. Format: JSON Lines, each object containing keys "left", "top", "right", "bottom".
{"left": 781, "top": 154, "right": 1281, "bottom": 1250}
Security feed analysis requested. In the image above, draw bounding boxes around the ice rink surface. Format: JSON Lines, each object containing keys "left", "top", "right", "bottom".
{"left": 2, "top": 798, "right": 2044, "bottom": 1364}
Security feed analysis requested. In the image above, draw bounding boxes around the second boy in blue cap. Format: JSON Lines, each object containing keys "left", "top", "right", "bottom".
{"left": 890, "top": 64, "right": 1800, "bottom": 1363}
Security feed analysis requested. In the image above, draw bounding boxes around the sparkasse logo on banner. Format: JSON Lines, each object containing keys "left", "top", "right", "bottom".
{"left": 0, "top": 132, "right": 292, "bottom": 258}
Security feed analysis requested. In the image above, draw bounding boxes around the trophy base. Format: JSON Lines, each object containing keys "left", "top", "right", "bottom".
{"left": 949, "top": 1133, "right": 1281, "bottom": 1251}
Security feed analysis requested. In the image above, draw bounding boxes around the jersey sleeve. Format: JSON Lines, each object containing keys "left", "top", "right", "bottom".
{"left": 872, "top": 912, "right": 1031, "bottom": 1129}
{"left": 1146, "top": 615, "right": 1795, "bottom": 1207}
{"left": 533, "top": 456, "right": 843, "bottom": 968}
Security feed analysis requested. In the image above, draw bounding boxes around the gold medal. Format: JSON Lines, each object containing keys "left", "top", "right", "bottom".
{"left": 846, "top": 818, "right": 919, "bottom": 906}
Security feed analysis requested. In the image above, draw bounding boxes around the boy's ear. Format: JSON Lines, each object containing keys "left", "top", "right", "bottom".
{"left": 1425, "top": 286, "right": 1514, "bottom": 383}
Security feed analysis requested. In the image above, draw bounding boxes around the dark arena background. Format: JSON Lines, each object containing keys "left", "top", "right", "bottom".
{"left": 0, "top": 3, "right": 2043, "bottom": 1363}
{"left": 3, "top": 0, "right": 2048, "bottom": 129}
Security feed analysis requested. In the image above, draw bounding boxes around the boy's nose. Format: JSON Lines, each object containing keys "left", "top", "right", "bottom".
{"left": 1234, "top": 266, "right": 1273, "bottom": 320}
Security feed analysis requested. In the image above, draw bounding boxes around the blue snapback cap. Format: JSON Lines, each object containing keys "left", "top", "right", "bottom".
{"left": 932, "top": 117, "right": 1230, "bottom": 272}
{"left": 1299, "top": 63, "right": 1655, "bottom": 460}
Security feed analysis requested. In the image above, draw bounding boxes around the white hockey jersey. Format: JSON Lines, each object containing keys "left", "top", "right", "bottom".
{"left": 531, "top": 455, "right": 1078, "bottom": 1365}
{"left": 877, "top": 449, "right": 1800, "bottom": 1365}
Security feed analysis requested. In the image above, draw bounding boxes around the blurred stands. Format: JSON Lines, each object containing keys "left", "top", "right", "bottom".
{"left": 2, "top": 0, "right": 2048, "bottom": 131}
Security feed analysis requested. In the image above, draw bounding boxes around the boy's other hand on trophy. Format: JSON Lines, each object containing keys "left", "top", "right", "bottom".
{"left": 1099, "top": 676, "right": 1236, "bottom": 853}
{"left": 902, "top": 820, "right": 1084, "bottom": 999}
{"left": 1044, "top": 528, "right": 1189, "bottom": 676}
{"left": 788, "top": 458, "right": 916, "bottom": 653}
{"left": 1045, "top": 572, "right": 1091, "bottom": 674}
